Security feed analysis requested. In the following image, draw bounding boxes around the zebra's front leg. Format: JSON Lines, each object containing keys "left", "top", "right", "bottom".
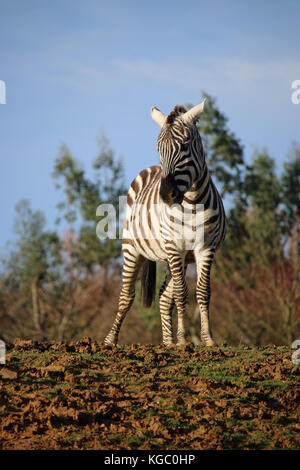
{"left": 159, "top": 268, "right": 175, "bottom": 345}
{"left": 167, "top": 249, "right": 188, "bottom": 345}
{"left": 195, "top": 250, "right": 215, "bottom": 346}
{"left": 104, "top": 251, "right": 144, "bottom": 345}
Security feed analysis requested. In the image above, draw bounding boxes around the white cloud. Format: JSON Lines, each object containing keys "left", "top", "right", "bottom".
{"left": 113, "top": 57, "right": 300, "bottom": 104}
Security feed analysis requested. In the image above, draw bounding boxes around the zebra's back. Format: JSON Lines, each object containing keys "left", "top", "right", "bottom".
{"left": 123, "top": 165, "right": 167, "bottom": 263}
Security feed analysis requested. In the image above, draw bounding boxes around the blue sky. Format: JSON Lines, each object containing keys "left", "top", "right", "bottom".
{"left": 0, "top": 0, "right": 300, "bottom": 248}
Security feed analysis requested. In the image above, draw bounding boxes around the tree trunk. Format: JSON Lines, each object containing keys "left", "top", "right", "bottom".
{"left": 31, "top": 277, "right": 41, "bottom": 332}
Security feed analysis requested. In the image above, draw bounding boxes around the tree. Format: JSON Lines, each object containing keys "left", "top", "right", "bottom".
{"left": 210, "top": 144, "right": 300, "bottom": 346}
{"left": 2, "top": 200, "right": 62, "bottom": 336}
{"left": 210, "top": 215, "right": 300, "bottom": 346}
{"left": 242, "top": 148, "right": 282, "bottom": 255}
{"left": 222, "top": 143, "right": 300, "bottom": 260}
{"left": 189, "top": 93, "right": 245, "bottom": 202}
{"left": 185, "top": 94, "right": 300, "bottom": 345}
{"left": 280, "top": 142, "right": 300, "bottom": 248}
{"left": 52, "top": 134, "right": 127, "bottom": 275}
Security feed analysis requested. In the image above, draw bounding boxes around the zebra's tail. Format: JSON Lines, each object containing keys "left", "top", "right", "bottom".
{"left": 141, "top": 260, "right": 156, "bottom": 308}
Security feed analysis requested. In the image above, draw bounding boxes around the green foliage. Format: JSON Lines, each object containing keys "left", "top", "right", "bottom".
{"left": 190, "top": 93, "right": 245, "bottom": 200}
{"left": 244, "top": 149, "right": 281, "bottom": 211}
{"left": 4, "top": 199, "right": 62, "bottom": 286}
{"left": 190, "top": 94, "right": 299, "bottom": 255}
{"left": 280, "top": 142, "right": 300, "bottom": 242}
{"left": 223, "top": 143, "right": 300, "bottom": 260}
{"left": 189, "top": 93, "right": 300, "bottom": 260}
{"left": 52, "top": 134, "right": 127, "bottom": 271}
{"left": 243, "top": 149, "right": 282, "bottom": 253}
{"left": 1, "top": 200, "right": 63, "bottom": 335}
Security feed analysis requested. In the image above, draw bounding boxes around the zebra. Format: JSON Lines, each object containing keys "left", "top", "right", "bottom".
{"left": 104, "top": 99, "right": 226, "bottom": 346}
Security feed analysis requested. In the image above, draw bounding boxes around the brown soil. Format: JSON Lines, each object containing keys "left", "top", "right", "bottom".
{"left": 0, "top": 338, "right": 299, "bottom": 450}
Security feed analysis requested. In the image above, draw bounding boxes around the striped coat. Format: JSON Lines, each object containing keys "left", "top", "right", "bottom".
{"left": 104, "top": 100, "right": 226, "bottom": 346}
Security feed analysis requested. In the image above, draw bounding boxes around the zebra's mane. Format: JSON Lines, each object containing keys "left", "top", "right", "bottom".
{"left": 166, "top": 105, "right": 187, "bottom": 125}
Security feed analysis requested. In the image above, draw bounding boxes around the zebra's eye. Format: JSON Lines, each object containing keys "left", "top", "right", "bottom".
{"left": 171, "top": 190, "right": 177, "bottom": 199}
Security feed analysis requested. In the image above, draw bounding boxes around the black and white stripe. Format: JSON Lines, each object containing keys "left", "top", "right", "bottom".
{"left": 104, "top": 101, "right": 226, "bottom": 346}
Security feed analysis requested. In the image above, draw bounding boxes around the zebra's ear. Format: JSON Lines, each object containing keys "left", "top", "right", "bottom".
{"left": 151, "top": 106, "right": 167, "bottom": 128}
{"left": 182, "top": 99, "right": 206, "bottom": 125}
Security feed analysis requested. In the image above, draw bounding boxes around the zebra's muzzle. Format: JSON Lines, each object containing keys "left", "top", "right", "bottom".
{"left": 159, "top": 174, "right": 184, "bottom": 207}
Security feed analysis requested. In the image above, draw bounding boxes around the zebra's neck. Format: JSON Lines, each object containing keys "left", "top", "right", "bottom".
{"left": 183, "top": 162, "right": 210, "bottom": 204}
{"left": 173, "top": 145, "right": 206, "bottom": 195}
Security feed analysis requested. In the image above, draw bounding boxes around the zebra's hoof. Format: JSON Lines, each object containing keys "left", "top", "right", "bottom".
{"left": 176, "top": 339, "right": 187, "bottom": 346}
{"left": 103, "top": 336, "right": 117, "bottom": 346}
{"left": 163, "top": 341, "right": 175, "bottom": 347}
{"left": 202, "top": 339, "right": 215, "bottom": 347}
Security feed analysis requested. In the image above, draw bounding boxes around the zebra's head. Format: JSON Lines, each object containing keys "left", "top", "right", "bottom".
{"left": 151, "top": 100, "right": 206, "bottom": 206}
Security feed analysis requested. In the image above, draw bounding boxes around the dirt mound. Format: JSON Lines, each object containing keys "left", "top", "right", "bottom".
{"left": 0, "top": 338, "right": 299, "bottom": 450}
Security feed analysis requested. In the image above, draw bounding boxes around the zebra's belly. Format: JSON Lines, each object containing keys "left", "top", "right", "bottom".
{"left": 128, "top": 219, "right": 169, "bottom": 263}
{"left": 126, "top": 204, "right": 207, "bottom": 263}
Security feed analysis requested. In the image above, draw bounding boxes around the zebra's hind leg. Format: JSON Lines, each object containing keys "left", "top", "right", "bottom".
{"left": 166, "top": 247, "right": 188, "bottom": 345}
{"left": 104, "top": 250, "right": 144, "bottom": 345}
{"left": 195, "top": 250, "right": 215, "bottom": 346}
{"left": 159, "top": 268, "right": 175, "bottom": 346}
